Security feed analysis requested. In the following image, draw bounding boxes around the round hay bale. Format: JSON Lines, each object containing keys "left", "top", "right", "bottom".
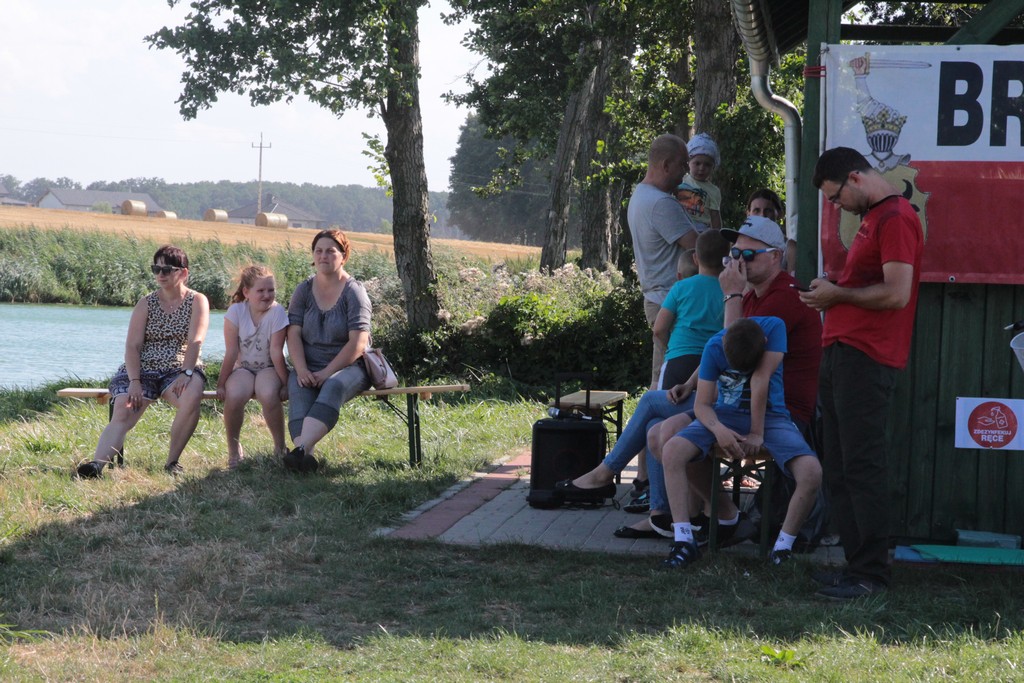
{"left": 204, "top": 208, "right": 228, "bottom": 222}
{"left": 156, "top": 211, "right": 177, "bottom": 220}
{"left": 121, "top": 200, "right": 147, "bottom": 216}
{"left": 256, "top": 212, "right": 288, "bottom": 228}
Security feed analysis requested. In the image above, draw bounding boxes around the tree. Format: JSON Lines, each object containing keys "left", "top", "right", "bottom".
{"left": 447, "top": 114, "right": 555, "bottom": 245}
{"left": 0, "top": 174, "right": 20, "bottom": 195}
{"left": 448, "top": 1, "right": 695, "bottom": 271}
{"left": 148, "top": 0, "right": 441, "bottom": 331}
{"left": 448, "top": 1, "right": 615, "bottom": 269}
{"left": 691, "top": 0, "right": 740, "bottom": 135}
{"left": 18, "top": 177, "right": 79, "bottom": 203}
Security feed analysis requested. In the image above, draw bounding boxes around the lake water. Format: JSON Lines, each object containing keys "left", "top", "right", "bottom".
{"left": 0, "top": 303, "right": 226, "bottom": 389}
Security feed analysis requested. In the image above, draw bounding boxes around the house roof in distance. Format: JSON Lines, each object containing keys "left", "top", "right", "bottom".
{"left": 41, "top": 188, "right": 164, "bottom": 212}
{"left": 228, "top": 193, "right": 323, "bottom": 222}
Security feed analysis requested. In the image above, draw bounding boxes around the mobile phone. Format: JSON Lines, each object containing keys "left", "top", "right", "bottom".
{"left": 722, "top": 256, "right": 732, "bottom": 267}
{"left": 789, "top": 283, "right": 811, "bottom": 292}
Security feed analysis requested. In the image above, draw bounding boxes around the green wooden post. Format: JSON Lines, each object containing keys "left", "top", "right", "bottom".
{"left": 796, "top": 0, "right": 843, "bottom": 286}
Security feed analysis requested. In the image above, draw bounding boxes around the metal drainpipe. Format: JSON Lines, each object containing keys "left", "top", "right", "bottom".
{"left": 731, "top": 1, "right": 801, "bottom": 238}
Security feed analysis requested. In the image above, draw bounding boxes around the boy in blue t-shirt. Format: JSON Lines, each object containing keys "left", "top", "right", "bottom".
{"left": 659, "top": 316, "right": 822, "bottom": 569}
{"left": 653, "top": 229, "right": 731, "bottom": 389}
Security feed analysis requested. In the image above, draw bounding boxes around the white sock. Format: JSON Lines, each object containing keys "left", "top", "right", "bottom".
{"left": 774, "top": 531, "right": 797, "bottom": 552}
{"left": 718, "top": 512, "right": 740, "bottom": 526}
{"left": 673, "top": 522, "right": 694, "bottom": 544}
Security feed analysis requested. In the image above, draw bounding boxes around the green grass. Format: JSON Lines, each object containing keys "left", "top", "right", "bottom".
{"left": 1, "top": 383, "right": 1023, "bottom": 681}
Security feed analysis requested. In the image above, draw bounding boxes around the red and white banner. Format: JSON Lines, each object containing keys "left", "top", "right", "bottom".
{"left": 822, "top": 45, "right": 1024, "bottom": 285}
{"left": 955, "top": 397, "right": 1024, "bottom": 450}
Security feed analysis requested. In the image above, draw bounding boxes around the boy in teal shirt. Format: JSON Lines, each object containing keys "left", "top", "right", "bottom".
{"left": 654, "top": 229, "right": 731, "bottom": 388}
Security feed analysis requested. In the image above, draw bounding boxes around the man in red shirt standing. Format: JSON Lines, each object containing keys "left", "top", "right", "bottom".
{"left": 801, "top": 147, "right": 924, "bottom": 600}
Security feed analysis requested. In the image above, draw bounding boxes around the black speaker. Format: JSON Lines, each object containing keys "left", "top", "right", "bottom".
{"left": 529, "top": 418, "right": 606, "bottom": 494}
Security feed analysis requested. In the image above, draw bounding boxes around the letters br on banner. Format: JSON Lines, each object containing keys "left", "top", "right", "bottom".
{"left": 821, "top": 44, "right": 1024, "bottom": 285}
{"left": 955, "top": 397, "right": 1024, "bottom": 450}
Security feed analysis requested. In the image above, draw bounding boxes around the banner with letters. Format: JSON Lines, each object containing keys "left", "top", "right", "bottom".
{"left": 822, "top": 44, "right": 1024, "bottom": 285}
{"left": 955, "top": 397, "right": 1024, "bottom": 450}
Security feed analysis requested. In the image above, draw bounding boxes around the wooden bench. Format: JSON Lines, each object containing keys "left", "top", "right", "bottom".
{"left": 549, "top": 389, "right": 629, "bottom": 440}
{"left": 57, "top": 384, "right": 470, "bottom": 468}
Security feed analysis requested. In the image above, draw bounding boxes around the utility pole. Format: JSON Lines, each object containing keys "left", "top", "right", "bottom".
{"left": 252, "top": 132, "right": 272, "bottom": 215}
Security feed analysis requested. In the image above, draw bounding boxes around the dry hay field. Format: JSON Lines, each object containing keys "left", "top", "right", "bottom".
{"left": 0, "top": 206, "right": 540, "bottom": 262}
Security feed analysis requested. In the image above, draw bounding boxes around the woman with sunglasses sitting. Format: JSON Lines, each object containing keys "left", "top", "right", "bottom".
{"left": 76, "top": 244, "right": 210, "bottom": 478}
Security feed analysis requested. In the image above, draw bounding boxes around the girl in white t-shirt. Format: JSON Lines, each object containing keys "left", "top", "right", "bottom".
{"left": 217, "top": 265, "right": 289, "bottom": 468}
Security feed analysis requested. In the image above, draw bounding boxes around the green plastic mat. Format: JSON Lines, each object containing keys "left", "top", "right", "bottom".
{"left": 911, "top": 545, "right": 1024, "bottom": 566}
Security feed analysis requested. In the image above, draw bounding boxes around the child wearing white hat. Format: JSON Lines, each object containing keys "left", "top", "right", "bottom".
{"left": 675, "top": 133, "right": 723, "bottom": 231}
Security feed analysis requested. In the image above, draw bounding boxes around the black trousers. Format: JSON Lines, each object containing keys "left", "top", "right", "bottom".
{"left": 819, "top": 342, "right": 898, "bottom": 585}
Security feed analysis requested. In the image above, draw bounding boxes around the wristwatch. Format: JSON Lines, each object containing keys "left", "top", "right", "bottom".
{"left": 723, "top": 293, "right": 743, "bottom": 303}
{"left": 183, "top": 369, "right": 194, "bottom": 377}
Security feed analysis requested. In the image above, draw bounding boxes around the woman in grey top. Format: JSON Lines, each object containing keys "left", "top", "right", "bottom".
{"left": 283, "top": 229, "right": 372, "bottom": 472}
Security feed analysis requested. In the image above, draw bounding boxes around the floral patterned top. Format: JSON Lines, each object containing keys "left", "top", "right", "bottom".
{"left": 119, "top": 290, "right": 202, "bottom": 374}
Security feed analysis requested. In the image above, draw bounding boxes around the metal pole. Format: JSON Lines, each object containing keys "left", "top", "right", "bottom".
{"left": 252, "top": 132, "right": 271, "bottom": 216}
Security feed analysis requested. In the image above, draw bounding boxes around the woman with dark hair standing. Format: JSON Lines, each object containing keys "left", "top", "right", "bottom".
{"left": 76, "top": 244, "right": 210, "bottom": 478}
{"left": 283, "top": 229, "right": 372, "bottom": 472}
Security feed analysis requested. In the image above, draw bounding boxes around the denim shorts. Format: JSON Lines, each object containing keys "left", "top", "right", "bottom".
{"left": 676, "top": 406, "right": 816, "bottom": 477}
{"left": 109, "top": 367, "right": 206, "bottom": 402}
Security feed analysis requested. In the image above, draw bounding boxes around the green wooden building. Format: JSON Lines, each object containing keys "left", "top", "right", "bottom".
{"left": 735, "top": 0, "right": 1024, "bottom": 542}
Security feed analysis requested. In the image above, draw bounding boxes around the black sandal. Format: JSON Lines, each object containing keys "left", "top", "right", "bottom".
{"left": 164, "top": 461, "right": 184, "bottom": 475}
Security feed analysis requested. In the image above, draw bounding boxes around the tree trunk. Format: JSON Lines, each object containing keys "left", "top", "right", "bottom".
{"left": 539, "top": 59, "right": 598, "bottom": 272}
{"left": 692, "top": 0, "right": 739, "bottom": 135}
{"left": 669, "top": 47, "right": 691, "bottom": 139}
{"left": 384, "top": 4, "right": 440, "bottom": 332}
{"left": 578, "top": 33, "right": 626, "bottom": 271}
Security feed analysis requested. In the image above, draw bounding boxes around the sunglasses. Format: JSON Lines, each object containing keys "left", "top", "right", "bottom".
{"left": 730, "top": 247, "right": 778, "bottom": 262}
{"left": 150, "top": 264, "right": 183, "bottom": 275}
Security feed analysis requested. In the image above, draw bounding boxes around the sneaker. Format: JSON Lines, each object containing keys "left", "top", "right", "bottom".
{"left": 623, "top": 490, "right": 650, "bottom": 514}
{"left": 816, "top": 578, "right": 887, "bottom": 601}
{"left": 75, "top": 461, "right": 105, "bottom": 479}
{"left": 769, "top": 548, "right": 792, "bottom": 566}
{"left": 283, "top": 446, "right": 305, "bottom": 472}
{"left": 631, "top": 478, "right": 649, "bottom": 496}
{"left": 164, "top": 461, "right": 184, "bottom": 476}
{"left": 712, "top": 512, "right": 757, "bottom": 549}
{"left": 689, "top": 513, "right": 710, "bottom": 546}
{"left": 661, "top": 541, "right": 701, "bottom": 569}
{"left": 811, "top": 569, "right": 848, "bottom": 587}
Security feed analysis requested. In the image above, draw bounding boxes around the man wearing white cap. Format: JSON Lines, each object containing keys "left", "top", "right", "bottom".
{"left": 628, "top": 134, "right": 700, "bottom": 389}
{"left": 719, "top": 216, "right": 822, "bottom": 431}
{"left": 654, "top": 216, "right": 824, "bottom": 567}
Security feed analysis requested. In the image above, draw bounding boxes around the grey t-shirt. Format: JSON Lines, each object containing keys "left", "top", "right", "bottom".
{"left": 627, "top": 182, "right": 696, "bottom": 305}
{"left": 288, "top": 277, "right": 372, "bottom": 372}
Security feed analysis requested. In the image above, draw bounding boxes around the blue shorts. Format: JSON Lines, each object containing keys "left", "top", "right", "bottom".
{"left": 109, "top": 367, "right": 206, "bottom": 402}
{"left": 676, "top": 406, "right": 816, "bottom": 477}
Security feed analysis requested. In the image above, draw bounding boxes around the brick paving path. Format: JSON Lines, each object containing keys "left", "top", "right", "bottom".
{"left": 379, "top": 448, "right": 844, "bottom": 565}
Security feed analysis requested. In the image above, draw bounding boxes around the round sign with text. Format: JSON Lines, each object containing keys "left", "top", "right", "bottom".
{"left": 968, "top": 401, "right": 1018, "bottom": 449}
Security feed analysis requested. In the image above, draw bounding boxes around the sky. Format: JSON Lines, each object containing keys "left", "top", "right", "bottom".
{"left": 0, "top": 1, "right": 482, "bottom": 192}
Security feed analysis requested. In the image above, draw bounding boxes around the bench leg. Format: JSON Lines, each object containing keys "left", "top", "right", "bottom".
{"left": 760, "top": 464, "right": 775, "bottom": 558}
{"left": 375, "top": 395, "right": 424, "bottom": 468}
{"left": 407, "top": 393, "right": 423, "bottom": 468}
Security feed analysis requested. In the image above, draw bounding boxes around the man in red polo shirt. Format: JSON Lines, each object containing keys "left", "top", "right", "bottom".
{"left": 801, "top": 146, "right": 924, "bottom": 600}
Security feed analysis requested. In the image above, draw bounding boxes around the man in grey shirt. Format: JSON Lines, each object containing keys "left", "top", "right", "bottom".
{"left": 628, "top": 133, "right": 699, "bottom": 388}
